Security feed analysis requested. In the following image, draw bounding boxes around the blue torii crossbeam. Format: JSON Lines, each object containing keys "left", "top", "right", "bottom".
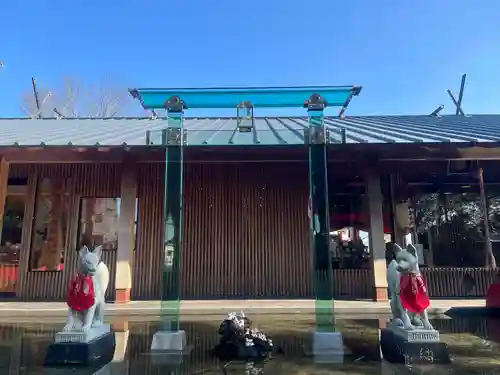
{"left": 129, "top": 85, "right": 360, "bottom": 109}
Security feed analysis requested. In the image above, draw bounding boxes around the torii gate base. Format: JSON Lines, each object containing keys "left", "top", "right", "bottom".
{"left": 130, "top": 85, "right": 362, "bottom": 364}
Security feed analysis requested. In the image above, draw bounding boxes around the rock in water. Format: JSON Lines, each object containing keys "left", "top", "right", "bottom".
{"left": 213, "top": 311, "right": 273, "bottom": 362}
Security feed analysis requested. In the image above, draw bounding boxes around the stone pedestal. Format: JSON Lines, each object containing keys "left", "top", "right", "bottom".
{"left": 380, "top": 326, "right": 450, "bottom": 365}
{"left": 44, "top": 324, "right": 116, "bottom": 366}
{"left": 312, "top": 331, "right": 344, "bottom": 364}
{"left": 150, "top": 330, "right": 188, "bottom": 365}
{"left": 151, "top": 330, "right": 186, "bottom": 351}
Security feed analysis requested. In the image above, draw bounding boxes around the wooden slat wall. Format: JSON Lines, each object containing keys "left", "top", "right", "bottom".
{"left": 132, "top": 163, "right": 164, "bottom": 299}
{"left": 8, "top": 164, "right": 120, "bottom": 301}
{"left": 133, "top": 162, "right": 314, "bottom": 299}
{"left": 6, "top": 161, "right": 374, "bottom": 301}
{"left": 182, "top": 163, "right": 311, "bottom": 299}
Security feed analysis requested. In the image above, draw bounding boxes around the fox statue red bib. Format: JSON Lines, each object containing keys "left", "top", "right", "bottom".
{"left": 400, "top": 273, "right": 430, "bottom": 314}
{"left": 67, "top": 274, "right": 95, "bottom": 312}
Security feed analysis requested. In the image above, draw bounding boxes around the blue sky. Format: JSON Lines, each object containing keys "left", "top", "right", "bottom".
{"left": 1, "top": 0, "right": 499, "bottom": 117}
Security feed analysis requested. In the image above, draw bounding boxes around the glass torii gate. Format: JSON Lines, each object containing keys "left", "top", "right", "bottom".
{"left": 129, "top": 85, "right": 361, "bottom": 345}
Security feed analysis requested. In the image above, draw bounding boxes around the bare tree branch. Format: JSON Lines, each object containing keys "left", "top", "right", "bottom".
{"left": 20, "top": 76, "right": 134, "bottom": 118}
{"left": 20, "top": 88, "right": 55, "bottom": 118}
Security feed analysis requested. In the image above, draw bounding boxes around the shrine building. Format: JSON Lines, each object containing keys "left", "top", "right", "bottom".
{"left": 0, "top": 85, "right": 499, "bottom": 302}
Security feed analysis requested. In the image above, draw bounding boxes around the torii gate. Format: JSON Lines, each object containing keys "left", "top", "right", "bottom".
{"left": 129, "top": 85, "right": 361, "bottom": 355}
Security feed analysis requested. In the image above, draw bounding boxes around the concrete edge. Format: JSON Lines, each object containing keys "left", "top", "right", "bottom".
{"left": 0, "top": 306, "right": 457, "bottom": 318}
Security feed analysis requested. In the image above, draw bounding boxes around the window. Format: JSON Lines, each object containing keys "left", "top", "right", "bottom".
{"left": 29, "top": 178, "right": 70, "bottom": 271}
{"left": 1, "top": 193, "right": 26, "bottom": 266}
{"left": 0, "top": 180, "right": 27, "bottom": 293}
{"left": 78, "top": 198, "right": 121, "bottom": 251}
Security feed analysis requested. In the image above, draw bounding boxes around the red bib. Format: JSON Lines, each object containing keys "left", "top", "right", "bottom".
{"left": 67, "top": 274, "right": 95, "bottom": 311}
{"left": 400, "top": 273, "right": 430, "bottom": 314}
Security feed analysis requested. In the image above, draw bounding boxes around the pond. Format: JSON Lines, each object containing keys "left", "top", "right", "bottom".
{"left": 2, "top": 314, "right": 500, "bottom": 374}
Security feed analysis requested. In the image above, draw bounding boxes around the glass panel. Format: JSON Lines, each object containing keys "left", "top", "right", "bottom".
{"left": 0, "top": 186, "right": 27, "bottom": 293}
{"left": 308, "top": 111, "right": 334, "bottom": 331}
{"left": 162, "top": 115, "right": 184, "bottom": 331}
{"left": 29, "top": 178, "right": 70, "bottom": 272}
{"left": 77, "top": 198, "right": 121, "bottom": 251}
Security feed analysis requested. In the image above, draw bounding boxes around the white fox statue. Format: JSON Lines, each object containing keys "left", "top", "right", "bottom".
{"left": 63, "top": 245, "right": 110, "bottom": 333}
{"left": 387, "top": 243, "right": 433, "bottom": 331}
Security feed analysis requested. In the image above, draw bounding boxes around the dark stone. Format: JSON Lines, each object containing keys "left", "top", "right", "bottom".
{"left": 380, "top": 328, "right": 450, "bottom": 365}
{"left": 212, "top": 313, "right": 273, "bottom": 363}
{"left": 44, "top": 331, "right": 116, "bottom": 367}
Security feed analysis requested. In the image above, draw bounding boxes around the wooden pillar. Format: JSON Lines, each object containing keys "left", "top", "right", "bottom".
{"left": 478, "top": 167, "right": 496, "bottom": 268}
{"left": 365, "top": 169, "right": 389, "bottom": 301}
{"left": 115, "top": 165, "right": 137, "bottom": 303}
{"left": 389, "top": 173, "right": 406, "bottom": 246}
{"left": 0, "top": 158, "right": 10, "bottom": 243}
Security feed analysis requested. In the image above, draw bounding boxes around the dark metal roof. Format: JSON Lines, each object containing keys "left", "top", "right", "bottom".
{"left": 0, "top": 115, "right": 499, "bottom": 147}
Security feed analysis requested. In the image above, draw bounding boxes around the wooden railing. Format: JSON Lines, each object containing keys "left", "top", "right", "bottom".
{"left": 421, "top": 267, "right": 497, "bottom": 298}
{"left": 332, "top": 269, "right": 373, "bottom": 299}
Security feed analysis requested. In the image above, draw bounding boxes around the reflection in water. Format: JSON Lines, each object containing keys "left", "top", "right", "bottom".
{"left": 0, "top": 316, "right": 499, "bottom": 374}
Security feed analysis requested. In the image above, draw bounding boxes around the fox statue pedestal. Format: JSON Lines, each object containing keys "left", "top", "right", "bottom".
{"left": 44, "top": 245, "right": 116, "bottom": 367}
{"left": 380, "top": 324, "right": 449, "bottom": 365}
{"left": 45, "top": 324, "right": 116, "bottom": 366}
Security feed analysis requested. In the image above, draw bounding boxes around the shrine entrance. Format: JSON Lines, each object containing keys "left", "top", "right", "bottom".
{"left": 129, "top": 85, "right": 362, "bottom": 331}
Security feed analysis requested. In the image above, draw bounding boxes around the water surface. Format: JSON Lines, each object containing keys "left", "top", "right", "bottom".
{"left": 1, "top": 314, "right": 499, "bottom": 374}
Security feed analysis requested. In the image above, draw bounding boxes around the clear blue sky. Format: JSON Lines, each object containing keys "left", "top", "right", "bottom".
{"left": 1, "top": 0, "right": 499, "bottom": 117}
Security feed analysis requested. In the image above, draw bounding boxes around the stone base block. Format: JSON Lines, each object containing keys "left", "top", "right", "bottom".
{"left": 312, "top": 331, "right": 344, "bottom": 364}
{"left": 150, "top": 330, "right": 189, "bottom": 366}
{"left": 380, "top": 327, "right": 450, "bottom": 365}
{"left": 151, "top": 330, "right": 186, "bottom": 352}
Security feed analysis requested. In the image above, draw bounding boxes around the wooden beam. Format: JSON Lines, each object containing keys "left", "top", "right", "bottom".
{"left": 115, "top": 165, "right": 137, "bottom": 303}
{"left": 1, "top": 142, "right": 500, "bottom": 165}
{"left": 0, "top": 157, "right": 9, "bottom": 244}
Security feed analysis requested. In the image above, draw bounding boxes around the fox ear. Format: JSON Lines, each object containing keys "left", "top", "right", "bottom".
{"left": 93, "top": 245, "right": 103, "bottom": 261}
{"left": 406, "top": 244, "right": 417, "bottom": 258}
{"left": 78, "top": 245, "right": 89, "bottom": 258}
{"left": 393, "top": 243, "right": 404, "bottom": 254}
